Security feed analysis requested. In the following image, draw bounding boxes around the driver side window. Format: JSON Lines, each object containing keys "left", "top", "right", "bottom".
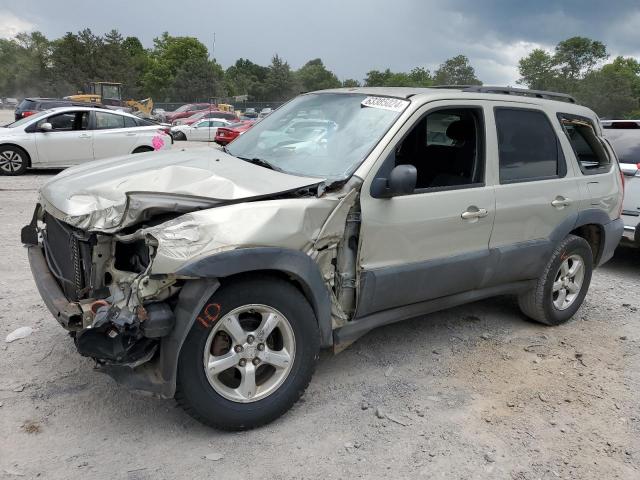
{"left": 394, "top": 107, "right": 485, "bottom": 191}
{"left": 38, "top": 111, "right": 89, "bottom": 132}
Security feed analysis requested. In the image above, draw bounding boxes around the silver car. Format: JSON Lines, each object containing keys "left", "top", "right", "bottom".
{"left": 23, "top": 87, "right": 624, "bottom": 429}
{"left": 602, "top": 120, "right": 640, "bottom": 245}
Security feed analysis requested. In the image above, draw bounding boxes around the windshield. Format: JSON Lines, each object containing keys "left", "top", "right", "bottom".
{"left": 4, "top": 109, "right": 52, "bottom": 128}
{"left": 227, "top": 93, "right": 407, "bottom": 179}
{"left": 604, "top": 129, "right": 640, "bottom": 164}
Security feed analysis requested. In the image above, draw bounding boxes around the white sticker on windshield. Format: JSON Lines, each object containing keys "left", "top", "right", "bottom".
{"left": 361, "top": 96, "right": 409, "bottom": 112}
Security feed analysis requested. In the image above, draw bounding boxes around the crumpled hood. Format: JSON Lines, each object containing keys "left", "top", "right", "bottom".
{"left": 39, "top": 147, "right": 323, "bottom": 232}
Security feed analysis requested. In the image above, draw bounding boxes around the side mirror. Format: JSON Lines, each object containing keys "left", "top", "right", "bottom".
{"left": 370, "top": 164, "right": 417, "bottom": 198}
{"left": 39, "top": 122, "right": 53, "bottom": 132}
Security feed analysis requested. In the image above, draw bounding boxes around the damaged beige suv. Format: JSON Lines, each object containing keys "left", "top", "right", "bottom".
{"left": 23, "top": 87, "right": 624, "bottom": 430}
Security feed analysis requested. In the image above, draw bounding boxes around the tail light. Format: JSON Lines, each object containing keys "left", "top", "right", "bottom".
{"left": 22, "top": 111, "right": 36, "bottom": 118}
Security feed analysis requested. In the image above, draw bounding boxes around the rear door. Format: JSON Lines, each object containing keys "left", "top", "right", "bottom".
{"left": 33, "top": 110, "right": 93, "bottom": 166}
{"left": 487, "top": 103, "right": 581, "bottom": 285}
{"left": 91, "top": 111, "right": 139, "bottom": 159}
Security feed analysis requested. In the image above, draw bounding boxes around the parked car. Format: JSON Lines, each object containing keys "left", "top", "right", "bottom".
{"left": 171, "top": 118, "right": 232, "bottom": 141}
{"left": 22, "top": 86, "right": 623, "bottom": 430}
{"left": 0, "top": 106, "right": 171, "bottom": 175}
{"left": 14, "top": 97, "right": 105, "bottom": 121}
{"left": 241, "top": 108, "right": 258, "bottom": 119}
{"left": 173, "top": 110, "right": 239, "bottom": 126}
{"left": 602, "top": 119, "right": 640, "bottom": 245}
{"left": 4, "top": 97, "right": 18, "bottom": 109}
{"left": 214, "top": 120, "right": 256, "bottom": 145}
{"left": 258, "top": 107, "right": 273, "bottom": 118}
{"left": 164, "top": 103, "right": 211, "bottom": 123}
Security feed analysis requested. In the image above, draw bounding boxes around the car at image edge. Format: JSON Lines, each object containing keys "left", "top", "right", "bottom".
{"left": 22, "top": 86, "right": 624, "bottom": 430}
{"left": 0, "top": 106, "right": 171, "bottom": 175}
{"left": 602, "top": 119, "right": 640, "bottom": 245}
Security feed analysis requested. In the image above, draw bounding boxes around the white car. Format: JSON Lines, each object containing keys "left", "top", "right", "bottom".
{"left": 0, "top": 106, "right": 172, "bottom": 175}
{"left": 170, "top": 118, "right": 231, "bottom": 141}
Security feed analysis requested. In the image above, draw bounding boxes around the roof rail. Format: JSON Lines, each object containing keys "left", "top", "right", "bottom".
{"left": 430, "top": 85, "right": 577, "bottom": 104}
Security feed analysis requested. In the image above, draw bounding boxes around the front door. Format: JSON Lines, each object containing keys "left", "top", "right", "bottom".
{"left": 34, "top": 110, "right": 93, "bottom": 166}
{"left": 357, "top": 101, "right": 496, "bottom": 317}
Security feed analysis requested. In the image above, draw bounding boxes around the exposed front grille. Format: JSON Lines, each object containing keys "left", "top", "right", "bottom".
{"left": 42, "top": 213, "right": 92, "bottom": 301}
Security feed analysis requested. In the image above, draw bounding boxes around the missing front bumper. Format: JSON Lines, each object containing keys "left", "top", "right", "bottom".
{"left": 27, "top": 245, "right": 83, "bottom": 329}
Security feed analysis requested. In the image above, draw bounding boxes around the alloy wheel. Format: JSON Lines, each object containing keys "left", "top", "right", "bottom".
{"left": 552, "top": 254, "right": 585, "bottom": 310}
{"left": 203, "top": 304, "right": 296, "bottom": 403}
{"left": 0, "top": 150, "right": 24, "bottom": 173}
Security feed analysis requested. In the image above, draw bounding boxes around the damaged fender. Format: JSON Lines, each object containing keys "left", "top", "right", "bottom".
{"left": 177, "top": 247, "right": 333, "bottom": 347}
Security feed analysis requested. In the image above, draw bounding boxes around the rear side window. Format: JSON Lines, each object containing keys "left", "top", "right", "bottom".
{"left": 124, "top": 116, "right": 137, "bottom": 128}
{"left": 495, "top": 108, "right": 564, "bottom": 183}
{"left": 18, "top": 99, "right": 36, "bottom": 110}
{"left": 95, "top": 111, "right": 125, "bottom": 129}
{"left": 559, "top": 115, "right": 611, "bottom": 174}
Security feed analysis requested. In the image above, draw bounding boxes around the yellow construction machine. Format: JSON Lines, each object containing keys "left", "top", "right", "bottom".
{"left": 65, "top": 82, "right": 154, "bottom": 117}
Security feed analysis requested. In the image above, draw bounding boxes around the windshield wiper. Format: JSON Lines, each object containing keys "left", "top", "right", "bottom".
{"left": 236, "top": 156, "right": 283, "bottom": 172}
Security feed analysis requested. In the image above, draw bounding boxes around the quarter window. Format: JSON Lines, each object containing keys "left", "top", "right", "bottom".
{"left": 559, "top": 115, "right": 611, "bottom": 174}
{"left": 124, "top": 116, "right": 137, "bottom": 128}
{"left": 95, "top": 111, "right": 126, "bottom": 130}
{"left": 495, "top": 108, "right": 563, "bottom": 183}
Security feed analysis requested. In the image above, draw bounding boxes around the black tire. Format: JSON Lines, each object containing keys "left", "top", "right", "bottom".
{"left": 518, "top": 234, "right": 593, "bottom": 325}
{"left": 175, "top": 275, "right": 320, "bottom": 430}
{"left": 0, "top": 145, "right": 29, "bottom": 176}
{"left": 132, "top": 146, "right": 154, "bottom": 154}
{"left": 173, "top": 131, "right": 186, "bottom": 141}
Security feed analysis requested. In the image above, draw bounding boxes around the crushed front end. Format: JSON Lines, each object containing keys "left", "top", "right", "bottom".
{"left": 22, "top": 205, "right": 179, "bottom": 369}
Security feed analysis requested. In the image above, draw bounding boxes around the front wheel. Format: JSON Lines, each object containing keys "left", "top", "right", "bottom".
{"left": 175, "top": 276, "right": 320, "bottom": 430}
{"left": 0, "top": 146, "right": 28, "bottom": 175}
{"left": 518, "top": 234, "right": 593, "bottom": 325}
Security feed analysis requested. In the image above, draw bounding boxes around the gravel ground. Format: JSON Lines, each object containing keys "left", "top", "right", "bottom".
{"left": 0, "top": 110, "right": 639, "bottom": 479}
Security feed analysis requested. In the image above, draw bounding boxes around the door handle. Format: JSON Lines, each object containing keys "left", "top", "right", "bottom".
{"left": 125, "top": 132, "right": 137, "bottom": 136}
{"left": 79, "top": 134, "right": 91, "bottom": 139}
{"left": 551, "top": 196, "right": 571, "bottom": 209}
{"left": 461, "top": 207, "right": 488, "bottom": 220}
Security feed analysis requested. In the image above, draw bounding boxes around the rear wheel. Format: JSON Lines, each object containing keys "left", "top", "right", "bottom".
{"left": 176, "top": 276, "right": 320, "bottom": 430}
{"left": 0, "top": 146, "right": 29, "bottom": 175}
{"left": 132, "top": 146, "right": 154, "bottom": 154}
{"left": 518, "top": 234, "right": 593, "bottom": 325}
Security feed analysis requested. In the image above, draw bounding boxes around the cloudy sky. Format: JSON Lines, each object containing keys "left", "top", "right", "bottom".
{"left": 1, "top": 0, "right": 639, "bottom": 85}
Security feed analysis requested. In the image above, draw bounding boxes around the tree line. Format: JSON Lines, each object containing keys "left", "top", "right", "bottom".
{"left": 0, "top": 29, "right": 638, "bottom": 118}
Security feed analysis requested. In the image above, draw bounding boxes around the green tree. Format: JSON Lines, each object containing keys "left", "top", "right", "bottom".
{"left": 225, "top": 58, "right": 269, "bottom": 99}
{"left": 364, "top": 69, "right": 394, "bottom": 86}
{"left": 433, "top": 55, "right": 481, "bottom": 85}
{"left": 517, "top": 48, "right": 558, "bottom": 90}
{"left": 263, "top": 54, "right": 299, "bottom": 101}
{"left": 576, "top": 56, "right": 640, "bottom": 118}
{"left": 0, "top": 32, "right": 52, "bottom": 97}
{"left": 296, "top": 58, "right": 341, "bottom": 91}
{"left": 143, "top": 32, "right": 211, "bottom": 100}
{"left": 554, "top": 36, "right": 608, "bottom": 80}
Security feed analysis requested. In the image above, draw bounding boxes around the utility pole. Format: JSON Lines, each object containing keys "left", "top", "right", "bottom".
{"left": 212, "top": 33, "right": 216, "bottom": 61}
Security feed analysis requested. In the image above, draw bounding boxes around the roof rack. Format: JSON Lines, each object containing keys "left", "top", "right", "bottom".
{"left": 430, "top": 85, "right": 577, "bottom": 104}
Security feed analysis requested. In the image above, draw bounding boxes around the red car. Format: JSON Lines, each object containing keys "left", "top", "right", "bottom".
{"left": 164, "top": 103, "right": 211, "bottom": 123}
{"left": 215, "top": 120, "right": 256, "bottom": 145}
